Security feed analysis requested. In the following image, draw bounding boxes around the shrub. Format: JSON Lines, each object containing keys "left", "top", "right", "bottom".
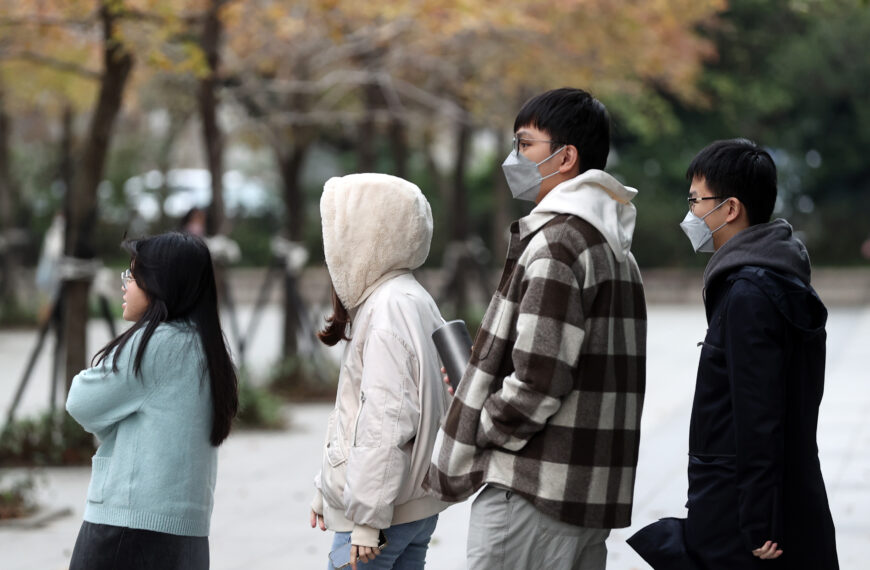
{"left": 0, "top": 411, "right": 95, "bottom": 467}
{"left": 0, "top": 473, "right": 37, "bottom": 520}
{"left": 235, "top": 380, "right": 285, "bottom": 430}
{"left": 269, "top": 354, "right": 337, "bottom": 401}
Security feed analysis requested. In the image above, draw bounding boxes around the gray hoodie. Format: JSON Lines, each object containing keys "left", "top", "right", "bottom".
{"left": 703, "top": 219, "right": 811, "bottom": 289}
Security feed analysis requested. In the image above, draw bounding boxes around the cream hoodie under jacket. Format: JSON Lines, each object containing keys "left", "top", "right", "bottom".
{"left": 312, "top": 173, "right": 451, "bottom": 548}
{"left": 529, "top": 168, "right": 638, "bottom": 262}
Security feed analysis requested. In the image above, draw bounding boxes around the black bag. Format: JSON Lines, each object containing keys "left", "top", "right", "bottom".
{"left": 626, "top": 517, "right": 703, "bottom": 569}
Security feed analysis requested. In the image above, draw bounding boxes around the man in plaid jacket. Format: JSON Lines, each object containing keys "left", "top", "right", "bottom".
{"left": 426, "top": 88, "right": 647, "bottom": 569}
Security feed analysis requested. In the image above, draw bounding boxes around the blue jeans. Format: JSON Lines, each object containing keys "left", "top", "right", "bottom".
{"left": 328, "top": 515, "right": 439, "bottom": 570}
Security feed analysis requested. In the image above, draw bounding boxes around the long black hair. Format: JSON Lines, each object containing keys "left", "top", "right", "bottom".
{"left": 93, "top": 232, "right": 239, "bottom": 445}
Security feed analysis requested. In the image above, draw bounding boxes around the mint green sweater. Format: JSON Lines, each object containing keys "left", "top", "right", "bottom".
{"left": 66, "top": 322, "right": 216, "bottom": 537}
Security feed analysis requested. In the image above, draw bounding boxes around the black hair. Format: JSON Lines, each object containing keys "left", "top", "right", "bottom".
{"left": 93, "top": 232, "right": 239, "bottom": 446}
{"left": 513, "top": 87, "right": 611, "bottom": 173}
{"left": 686, "top": 138, "right": 777, "bottom": 226}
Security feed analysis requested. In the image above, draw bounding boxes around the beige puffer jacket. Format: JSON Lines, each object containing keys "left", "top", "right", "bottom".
{"left": 312, "top": 173, "right": 452, "bottom": 548}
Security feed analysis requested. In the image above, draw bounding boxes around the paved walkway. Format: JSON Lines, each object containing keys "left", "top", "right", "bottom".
{"left": 1, "top": 304, "right": 868, "bottom": 569}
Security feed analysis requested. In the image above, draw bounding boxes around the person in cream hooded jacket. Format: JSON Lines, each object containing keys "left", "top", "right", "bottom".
{"left": 426, "top": 88, "right": 647, "bottom": 569}
{"left": 310, "top": 173, "right": 451, "bottom": 568}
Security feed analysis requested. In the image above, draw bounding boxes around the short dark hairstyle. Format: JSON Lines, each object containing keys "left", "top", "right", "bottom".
{"left": 686, "top": 138, "right": 777, "bottom": 226}
{"left": 94, "top": 232, "right": 239, "bottom": 446}
{"left": 513, "top": 87, "right": 610, "bottom": 173}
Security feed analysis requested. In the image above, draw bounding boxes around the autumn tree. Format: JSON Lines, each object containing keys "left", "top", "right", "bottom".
{"left": 215, "top": 0, "right": 726, "bottom": 349}
{"left": 0, "top": 0, "right": 215, "bottom": 387}
{"left": 221, "top": 1, "right": 471, "bottom": 358}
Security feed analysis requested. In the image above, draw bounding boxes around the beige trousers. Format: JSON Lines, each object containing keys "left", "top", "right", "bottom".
{"left": 467, "top": 485, "right": 611, "bottom": 570}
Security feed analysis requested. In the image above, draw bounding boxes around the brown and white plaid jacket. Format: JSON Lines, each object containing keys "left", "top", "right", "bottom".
{"left": 426, "top": 171, "right": 647, "bottom": 529}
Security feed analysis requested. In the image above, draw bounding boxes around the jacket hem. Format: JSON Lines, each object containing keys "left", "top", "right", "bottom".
{"left": 323, "top": 495, "right": 449, "bottom": 532}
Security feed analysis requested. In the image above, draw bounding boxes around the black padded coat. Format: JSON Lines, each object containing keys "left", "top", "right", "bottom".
{"left": 685, "top": 264, "right": 838, "bottom": 569}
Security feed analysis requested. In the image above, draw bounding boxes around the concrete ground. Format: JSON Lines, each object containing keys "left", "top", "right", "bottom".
{"left": 1, "top": 303, "right": 868, "bottom": 569}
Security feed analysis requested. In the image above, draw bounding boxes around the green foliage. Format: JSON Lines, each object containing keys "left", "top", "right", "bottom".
{"left": 0, "top": 472, "right": 37, "bottom": 520}
{"left": 0, "top": 298, "right": 38, "bottom": 328}
{"left": 605, "top": 0, "right": 870, "bottom": 266}
{"left": 269, "top": 355, "right": 338, "bottom": 402}
{"left": 456, "top": 305, "right": 486, "bottom": 339}
{"left": 227, "top": 214, "right": 284, "bottom": 267}
{"left": 235, "top": 380, "right": 285, "bottom": 430}
{"left": 0, "top": 411, "right": 95, "bottom": 467}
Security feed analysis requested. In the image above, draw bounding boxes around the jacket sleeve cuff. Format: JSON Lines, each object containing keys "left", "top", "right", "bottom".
{"left": 311, "top": 489, "right": 324, "bottom": 515}
{"left": 477, "top": 404, "right": 526, "bottom": 451}
{"left": 351, "top": 524, "right": 380, "bottom": 548}
{"left": 476, "top": 406, "right": 504, "bottom": 449}
{"left": 742, "top": 528, "right": 772, "bottom": 552}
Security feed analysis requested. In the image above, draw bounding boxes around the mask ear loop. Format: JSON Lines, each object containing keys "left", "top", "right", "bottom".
{"left": 537, "top": 145, "right": 567, "bottom": 180}
{"left": 702, "top": 197, "right": 731, "bottom": 234}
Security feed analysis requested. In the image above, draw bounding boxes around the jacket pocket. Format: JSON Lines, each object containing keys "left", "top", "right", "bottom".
{"left": 325, "top": 411, "right": 346, "bottom": 468}
{"left": 351, "top": 390, "right": 368, "bottom": 447}
{"left": 87, "top": 456, "right": 111, "bottom": 504}
{"left": 686, "top": 454, "right": 737, "bottom": 510}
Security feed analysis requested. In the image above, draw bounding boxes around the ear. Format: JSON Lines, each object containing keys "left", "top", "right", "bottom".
{"left": 724, "top": 197, "right": 744, "bottom": 223}
{"left": 558, "top": 145, "right": 580, "bottom": 175}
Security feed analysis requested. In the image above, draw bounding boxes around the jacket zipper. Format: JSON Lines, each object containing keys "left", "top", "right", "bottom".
{"left": 352, "top": 391, "right": 366, "bottom": 446}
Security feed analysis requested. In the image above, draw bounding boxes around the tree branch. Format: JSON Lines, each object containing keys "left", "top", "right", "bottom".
{"left": 0, "top": 51, "right": 101, "bottom": 80}
{"left": 0, "top": 14, "right": 97, "bottom": 29}
{"left": 230, "top": 69, "right": 470, "bottom": 123}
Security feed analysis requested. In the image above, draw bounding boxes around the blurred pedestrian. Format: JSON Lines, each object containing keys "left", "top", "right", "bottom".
{"left": 180, "top": 207, "right": 207, "bottom": 237}
{"left": 426, "top": 87, "right": 647, "bottom": 570}
{"left": 309, "top": 173, "right": 452, "bottom": 569}
{"left": 66, "top": 232, "right": 239, "bottom": 570}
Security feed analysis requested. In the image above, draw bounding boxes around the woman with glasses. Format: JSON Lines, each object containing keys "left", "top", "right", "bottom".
{"left": 309, "top": 173, "right": 452, "bottom": 569}
{"left": 66, "top": 232, "right": 238, "bottom": 570}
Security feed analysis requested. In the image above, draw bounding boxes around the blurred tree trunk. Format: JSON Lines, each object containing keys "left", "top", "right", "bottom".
{"left": 276, "top": 143, "right": 310, "bottom": 357}
{"left": 451, "top": 121, "right": 471, "bottom": 242}
{"left": 60, "top": 106, "right": 74, "bottom": 208}
{"left": 423, "top": 128, "right": 450, "bottom": 198}
{"left": 199, "top": 0, "right": 226, "bottom": 236}
{"left": 0, "top": 86, "right": 15, "bottom": 226}
{"left": 278, "top": 145, "right": 309, "bottom": 243}
{"left": 156, "top": 109, "right": 190, "bottom": 230}
{"left": 356, "top": 81, "right": 381, "bottom": 172}
{"left": 389, "top": 118, "right": 408, "bottom": 178}
{"left": 445, "top": 119, "right": 472, "bottom": 311}
{"left": 63, "top": 4, "right": 133, "bottom": 390}
{"left": 0, "top": 83, "right": 18, "bottom": 308}
{"left": 491, "top": 129, "right": 510, "bottom": 264}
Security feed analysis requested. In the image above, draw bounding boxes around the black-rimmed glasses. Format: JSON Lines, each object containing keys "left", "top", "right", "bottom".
{"left": 687, "top": 196, "right": 723, "bottom": 210}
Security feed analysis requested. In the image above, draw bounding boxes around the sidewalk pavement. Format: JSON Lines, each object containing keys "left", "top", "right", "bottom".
{"left": 1, "top": 304, "right": 868, "bottom": 569}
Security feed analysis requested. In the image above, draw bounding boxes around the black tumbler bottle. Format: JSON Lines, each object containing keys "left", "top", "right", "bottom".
{"left": 431, "top": 320, "right": 473, "bottom": 393}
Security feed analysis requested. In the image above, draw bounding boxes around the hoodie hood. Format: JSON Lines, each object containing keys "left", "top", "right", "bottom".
{"left": 321, "top": 173, "right": 433, "bottom": 309}
{"left": 523, "top": 169, "right": 638, "bottom": 262}
{"left": 703, "top": 218, "right": 811, "bottom": 289}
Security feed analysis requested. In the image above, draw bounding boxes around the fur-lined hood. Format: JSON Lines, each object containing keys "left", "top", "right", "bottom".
{"left": 320, "top": 173, "right": 433, "bottom": 309}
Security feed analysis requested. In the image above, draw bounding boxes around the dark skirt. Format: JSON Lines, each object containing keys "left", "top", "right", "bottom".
{"left": 69, "top": 521, "right": 209, "bottom": 570}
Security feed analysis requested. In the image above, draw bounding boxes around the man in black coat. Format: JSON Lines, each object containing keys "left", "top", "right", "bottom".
{"left": 678, "top": 139, "right": 839, "bottom": 568}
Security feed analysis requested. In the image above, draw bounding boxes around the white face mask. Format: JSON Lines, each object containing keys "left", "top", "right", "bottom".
{"left": 680, "top": 199, "right": 729, "bottom": 253}
{"left": 501, "top": 145, "right": 566, "bottom": 202}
